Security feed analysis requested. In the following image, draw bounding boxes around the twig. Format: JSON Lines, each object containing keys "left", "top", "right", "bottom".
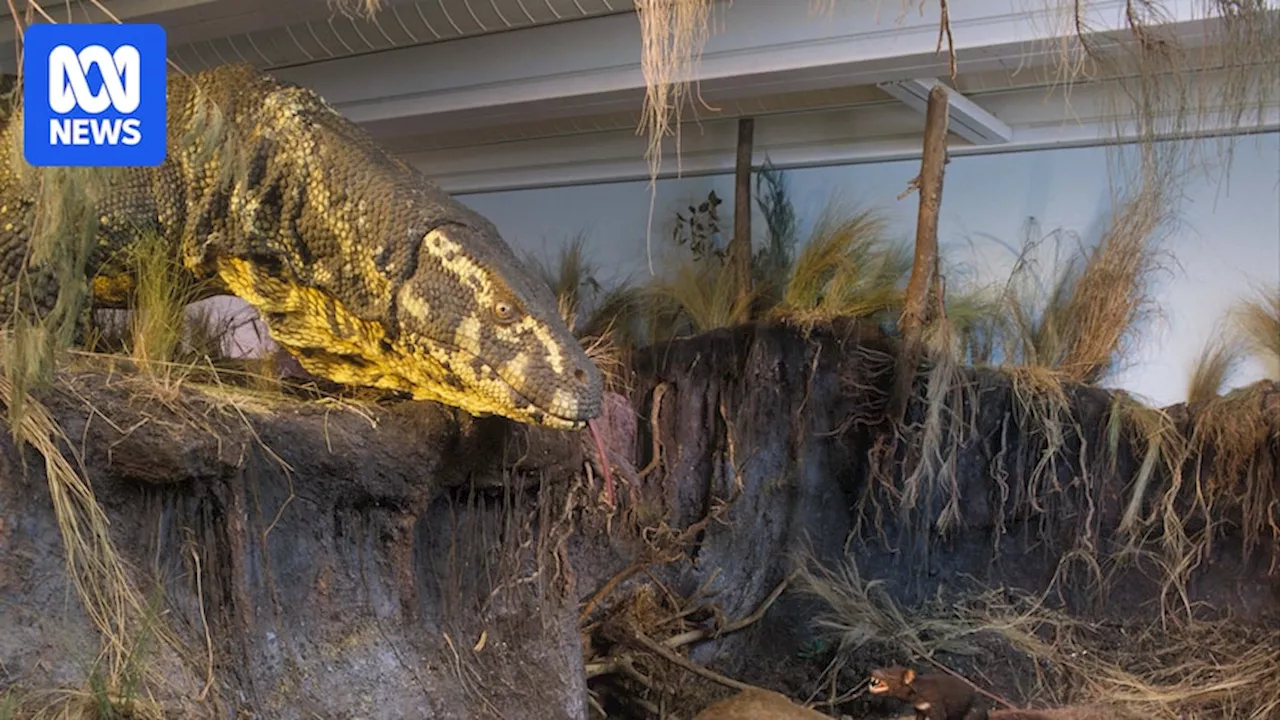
{"left": 897, "top": 175, "right": 922, "bottom": 201}
{"left": 189, "top": 543, "right": 215, "bottom": 702}
{"left": 920, "top": 656, "right": 1017, "bottom": 711}
{"left": 663, "top": 570, "right": 797, "bottom": 649}
{"left": 631, "top": 629, "right": 760, "bottom": 693}
{"left": 579, "top": 560, "right": 648, "bottom": 623}
{"left": 637, "top": 383, "right": 667, "bottom": 479}
{"left": 935, "top": 0, "right": 957, "bottom": 80}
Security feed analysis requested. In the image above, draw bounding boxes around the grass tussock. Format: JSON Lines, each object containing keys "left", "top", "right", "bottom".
{"left": 991, "top": 187, "right": 1173, "bottom": 385}
{"left": 1183, "top": 381, "right": 1280, "bottom": 560}
{"left": 120, "top": 231, "right": 211, "bottom": 379}
{"left": 1230, "top": 285, "right": 1280, "bottom": 380}
{"left": 1047, "top": 185, "right": 1172, "bottom": 384}
{"left": 797, "top": 554, "right": 1280, "bottom": 719}
{"left": 771, "top": 208, "right": 912, "bottom": 330}
{"left": 638, "top": 181, "right": 910, "bottom": 341}
{"left": 1185, "top": 332, "right": 1244, "bottom": 406}
{"left": 647, "top": 253, "right": 754, "bottom": 338}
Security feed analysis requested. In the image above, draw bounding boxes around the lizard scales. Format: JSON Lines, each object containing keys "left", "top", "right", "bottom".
{"left": 0, "top": 63, "right": 603, "bottom": 430}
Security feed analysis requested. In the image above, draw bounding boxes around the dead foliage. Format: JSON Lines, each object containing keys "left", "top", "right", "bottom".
{"left": 1230, "top": 284, "right": 1280, "bottom": 380}
{"left": 1181, "top": 381, "right": 1280, "bottom": 564}
{"left": 770, "top": 207, "right": 912, "bottom": 331}
{"left": 796, "top": 554, "right": 1280, "bottom": 719}
{"left": 1185, "top": 331, "right": 1245, "bottom": 406}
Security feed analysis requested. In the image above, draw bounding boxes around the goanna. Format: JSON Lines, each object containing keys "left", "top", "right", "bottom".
{"left": 0, "top": 63, "right": 602, "bottom": 430}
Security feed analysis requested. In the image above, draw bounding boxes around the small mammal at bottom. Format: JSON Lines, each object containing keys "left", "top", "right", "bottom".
{"left": 693, "top": 687, "right": 833, "bottom": 719}
{"left": 868, "top": 666, "right": 984, "bottom": 720}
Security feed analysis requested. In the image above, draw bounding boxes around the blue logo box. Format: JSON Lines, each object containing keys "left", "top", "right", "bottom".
{"left": 22, "top": 23, "right": 168, "bottom": 167}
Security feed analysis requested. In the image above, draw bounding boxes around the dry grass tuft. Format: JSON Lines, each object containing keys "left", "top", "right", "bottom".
{"left": 962, "top": 590, "right": 1280, "bottom": 719}
{"left": 1049, "top": 184, "right": 1173, "bottom": 384}
{"left": 1230, "top": 284, "right": 1280, "bottom": 380}
{"left": 0, "top": 377, "right": 183, "bottom": 717}
{"left": 122, "top": 231, "right": 214, "bottom": 380}
{"left": 1184, "top": 332, "right": 1244, "bottom": 406}
{"left": 1182, "top": 381, "right": 1280, "bottom": 563}
{"left": 771, "top": 207, "right": 912, "bottom": 330}
{"left": 799, "top": 554, "right": 1280, "bottom": 719}
{"left": 996, "top": 182, "right": 1173, "bottom": 386}
{"left": 646, "top": 253, "right": 753, "bottom": 339}
{"left": 795, "top": 554, "right": 984, "bottom": 662}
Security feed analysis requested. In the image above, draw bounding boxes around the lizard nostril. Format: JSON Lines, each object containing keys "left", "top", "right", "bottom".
{"left": 574, "top": 368, "right": 586, "bottom": 382}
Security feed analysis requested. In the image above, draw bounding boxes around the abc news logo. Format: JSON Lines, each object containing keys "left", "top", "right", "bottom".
{"left": 48, "top": 44, "right": 144, "bottom": 147}
{"left": 23, "top": 23, "right": 167, "bottom": 168}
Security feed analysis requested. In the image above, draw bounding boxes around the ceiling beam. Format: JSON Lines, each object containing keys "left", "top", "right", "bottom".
{"left": 876, "top": 77, "right": 1013, "bottom": 145}
{"left": 267, "top": 0, "right": 1218, "bottom": 139}
{"left": 401, "top": 73, "right": 1279, "bottom": 195}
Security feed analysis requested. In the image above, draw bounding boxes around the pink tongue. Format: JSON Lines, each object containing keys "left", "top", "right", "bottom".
{"left": 586, "top": 418, "right": 615, "bottom": 507}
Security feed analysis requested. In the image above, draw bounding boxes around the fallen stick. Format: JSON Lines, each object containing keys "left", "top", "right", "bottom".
{"left": 632, "top": 629, "right": 760, "bottom": 693}
{"left": 663, "top": 570, "right": 797, "bottom": 649}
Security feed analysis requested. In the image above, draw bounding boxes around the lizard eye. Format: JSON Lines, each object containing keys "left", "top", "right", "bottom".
{"left": 493, "top": 300, "right": 520, "bottom": 324}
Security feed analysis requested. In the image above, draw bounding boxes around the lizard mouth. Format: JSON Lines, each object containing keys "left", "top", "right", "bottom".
{"left": 482, "top": 364, "right": 595, "bottom": 431}
{"left": 414, "top": 337, "right": 598, "bottom": 431}
{"left": 283, "top": 334, "right": 596, "bottom": 430}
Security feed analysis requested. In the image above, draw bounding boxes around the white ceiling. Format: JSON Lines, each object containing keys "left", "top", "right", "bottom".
{"left": 0, "top": 0, "right": 634, "bottom": 74}
{"left": 3, "top": 0, "right": 1270, "bottom": 195}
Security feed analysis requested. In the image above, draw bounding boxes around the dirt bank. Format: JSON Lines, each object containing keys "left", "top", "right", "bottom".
{"left": 1, "top": 321, "right": 1276, "bottom": 719}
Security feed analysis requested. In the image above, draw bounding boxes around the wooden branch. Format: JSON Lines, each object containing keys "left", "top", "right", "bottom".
{"left": 580, "top": 561, "right": 647, "bottom": 623}
{"left": 632, "top": 629, "right": 759, "bottom": 693}
{"left": 891, "top": 83, "right": 951, "bottom": 421}
{"left": 663, "top": 570, "right": 796, "bottom": 649}
{"left": 731, "top": 117, "right": 755, "bottom": 321}
{"left": 900, "top": 83, "right": 950, "bottom": 341}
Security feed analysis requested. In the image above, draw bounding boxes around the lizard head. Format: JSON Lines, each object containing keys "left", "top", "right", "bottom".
{"left": 386, "top": 217, "right": 604, "bottom": 430}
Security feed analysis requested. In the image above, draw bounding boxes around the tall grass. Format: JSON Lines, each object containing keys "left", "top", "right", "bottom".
{"left": 952, "top": 190, "right": 1173, "bottom": 385}
{"left": 647, "top": 255, "right": 752, "bottom": 338}
{"left": 1231, "top": 285, "right": 1280, "bottom": 380}
{"left": 1185, "top": 332, "right": 1244, "bottom": 405}
{"left": 772, "top": 207, "right": 913, "bottom": 329}
{"left": 797, "top": 553, "right": 1280, "bottom": 719}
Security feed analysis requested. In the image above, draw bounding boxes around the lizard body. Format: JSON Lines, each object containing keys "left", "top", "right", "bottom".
{"left": 0, "top": 63, "right": 602, "bottom": 430}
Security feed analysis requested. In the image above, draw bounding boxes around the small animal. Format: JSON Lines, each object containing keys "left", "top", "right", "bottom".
{"left": 867, "top": 665, "right": 983, "bottom": 720}
{"left": 693, "top": 687, "right": 834, "bottom": 719}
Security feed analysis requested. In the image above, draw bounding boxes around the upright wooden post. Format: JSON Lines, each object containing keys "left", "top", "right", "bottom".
{"left": 892, "top": 85, "right": 950, "bottom": 419}
{"left": 731, "top": 117, "right": 755, "bottom": 320}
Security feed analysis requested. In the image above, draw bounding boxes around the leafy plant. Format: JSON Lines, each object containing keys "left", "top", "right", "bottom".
{"left": 671, "top": 190, "right": 726, "bottom": 263}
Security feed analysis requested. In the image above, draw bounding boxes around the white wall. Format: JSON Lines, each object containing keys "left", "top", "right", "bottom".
{"left": 458, "top": 132, "right": 1280, "bottom": 408}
